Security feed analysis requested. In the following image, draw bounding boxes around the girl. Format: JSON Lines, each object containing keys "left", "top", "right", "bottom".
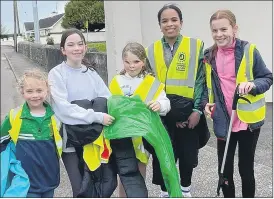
{"left": 146, "top": 3, "right": 207, "bottom": 197}
{"left": 109, "top": 42, "right": 171, "bottom": 197}
{"left": 1, "top": 69, "right": 62, "bottom": 198}
{"left": 48, "top": 28, "right": 114, "bottom": 197}
{"left": 203, "top": 10, "right": 273, "bottom": 197}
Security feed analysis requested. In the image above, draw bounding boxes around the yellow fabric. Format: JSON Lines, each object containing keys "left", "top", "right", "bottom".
{"left": 83, "top": 133, "right": 112, "bottom": 171}
{"left": 51, "top": 116, "right": 62, "bottom": 157}
{"left": 205, "top": 63, "right": 214, "bottom": 103}
{"left": 236, "top": 44, "right": 265, "bottom": 123}
{"left": 109, "top": 74, "right": 164, "bottom": 164}
{"left": 153, "top": 36, "right": 202, "bottom": 98}
{"left": 205, "top": 43, "right": 266, "bottom": 124}
{"left": 9, "top": 107, "right": 62, "bottom": 158}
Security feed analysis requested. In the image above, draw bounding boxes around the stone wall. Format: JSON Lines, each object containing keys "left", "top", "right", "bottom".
{"left": 17, "top": 42, "right": 108, "bottom": 84}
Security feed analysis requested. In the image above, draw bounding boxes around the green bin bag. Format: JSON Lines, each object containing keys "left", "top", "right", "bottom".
{"left": 104, "top": 95, "right": 182, "bottom": 197}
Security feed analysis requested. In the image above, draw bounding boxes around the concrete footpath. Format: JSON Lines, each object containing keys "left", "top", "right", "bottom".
{"left": 2, "top": 45, "right": 273, "bottom": 197}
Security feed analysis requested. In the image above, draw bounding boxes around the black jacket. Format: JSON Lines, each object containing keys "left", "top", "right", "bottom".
{"left": 165, "top": 94, "right": 210, "bottom": 149}
{"left": 64, "top": 97, "right": 107, "bottom": 147}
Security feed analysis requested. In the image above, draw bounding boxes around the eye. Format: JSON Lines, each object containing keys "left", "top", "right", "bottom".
{"left": 134, "top": 60, "right": 140, "bottom": 64}
{"left": 26, "top": 90, "right": 33, "bottom": 93}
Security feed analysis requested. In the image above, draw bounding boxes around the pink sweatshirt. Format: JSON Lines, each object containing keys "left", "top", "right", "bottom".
{"left": 215, "top": 40, "right": 248, "bottom": 132}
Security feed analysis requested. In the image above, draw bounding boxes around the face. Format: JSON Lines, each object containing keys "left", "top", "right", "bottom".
{"left": 61, "top": 33, "right": 87, "bottom": 64}
{"left": 211, "top": 18, "right": 238, "bottom": 48}
{"left": 159, "top": 8, "right": 182, "bottom": 39}
{"left": 21, "top": 77, "right": 48, "bottom": 109}
{"left": 123, "top": 52, "right": 145, "bottom": 77}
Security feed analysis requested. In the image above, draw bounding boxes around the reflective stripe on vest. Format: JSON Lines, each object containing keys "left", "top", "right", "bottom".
{"left": 109, "top": 74, "right": 164, "bottom": 164}
{"left": 9, "top": 107, "right": 62, "bottom": 158}
{"left": 110, "top": 74, "right": 164, "bottom": 103}
{"left": 236, "top": 43, "right": 266, "bottom": 123}
{"left": 147, "top": 36, "right": 202, "bottom": 98}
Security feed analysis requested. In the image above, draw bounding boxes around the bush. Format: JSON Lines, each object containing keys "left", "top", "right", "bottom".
{"left": 27, "top": 36, "right": 34, "bottom": 42}
{"left": 87, "top": 42, "right": 106, "bottom": 52}
{"left": 46, "top": 37, "right": 54, "bottom": 45}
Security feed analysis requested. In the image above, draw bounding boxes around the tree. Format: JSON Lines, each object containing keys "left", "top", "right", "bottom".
{"left": 61, "top": 0, "right": 105, "bottom": 31}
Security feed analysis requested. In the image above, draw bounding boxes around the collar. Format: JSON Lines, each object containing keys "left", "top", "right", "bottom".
{"left": 161, "top": 34, "right": 182, "bottom": 48}
{"left": 21, "top": 102, "right": 54, "bottom": 120}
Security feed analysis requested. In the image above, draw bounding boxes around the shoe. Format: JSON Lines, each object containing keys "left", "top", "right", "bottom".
{"left": 181, "top": 185, "right": 192, "bottom": 198}
{"left": 159, "top": 191, "right": 169, "bottom": 198}
{"left": 182, "top": 191, "right": 192, "bottom": 198}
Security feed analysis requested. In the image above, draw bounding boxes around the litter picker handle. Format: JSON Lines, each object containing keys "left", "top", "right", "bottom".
{"left": 232, "top": 84, "right": 251, "bottom": 110}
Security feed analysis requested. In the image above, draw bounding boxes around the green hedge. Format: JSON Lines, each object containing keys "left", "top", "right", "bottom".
{"left": 87, "top": 42, "right": 106, "bottom": 52}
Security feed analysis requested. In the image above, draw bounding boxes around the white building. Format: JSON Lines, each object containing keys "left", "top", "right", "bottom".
{"left": 104, "top": 1, "right": 273, "bottom": 102}
{"left": 23, "top": 13, "right": 65, "bottom": 41}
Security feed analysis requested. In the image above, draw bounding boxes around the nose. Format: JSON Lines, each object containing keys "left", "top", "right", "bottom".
{"left": 167, "top": 20, "right": 173, "bottom": 26}
{"left": 216, "top": 30, "right": 222, "bottom": 37}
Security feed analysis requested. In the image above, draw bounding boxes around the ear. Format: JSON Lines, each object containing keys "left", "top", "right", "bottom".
{"left": 233, "top": 24, "right": 238, "bottom": 35}
{"left": 180, "top": 20, "right": 183, "bottom": 30}
{"left": 84, "top": 44, "right": 88, "bottom": 54}
{"left": 61, "top": 47, "right": 66, "bottom": 56}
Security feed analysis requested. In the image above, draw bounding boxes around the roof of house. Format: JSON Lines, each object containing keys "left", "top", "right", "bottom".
{"left": 24, "top": 13, "right": 64, "bottom": 31}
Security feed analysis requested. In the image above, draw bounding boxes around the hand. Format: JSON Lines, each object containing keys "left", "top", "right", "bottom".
{"left": 147, "top": 100, "right": 161, "bottom": 112}
{"left": 238, "top": 82, "right": 255, "bottom": 95}
{"left": 187, "top": 111, "right": 200, "bottom": 129}
{"left": 103, "top": 114, "right": 115, "bottom": 126}
{"left": 205, "top": 103, "right": 215, "bottom": 118}
{"left": 176, "top": 121, "right": 188, "bottom": 128}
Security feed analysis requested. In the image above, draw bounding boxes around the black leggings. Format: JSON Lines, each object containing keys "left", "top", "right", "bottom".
{"left": 61, "top": 152, "right": 83, "bottom": 197}
{"left": 217, "top": 128, "right": 260, "bottom": 198}
{"left": 145, "top": 118, "right": 199, "bottom": 191}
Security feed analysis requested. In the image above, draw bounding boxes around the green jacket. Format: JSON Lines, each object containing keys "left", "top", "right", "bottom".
{"left": 161, "top": 34, "right": 206, "bottom": 112}
{"left": 1, "top": 102, "right": 55, "bottom": 143}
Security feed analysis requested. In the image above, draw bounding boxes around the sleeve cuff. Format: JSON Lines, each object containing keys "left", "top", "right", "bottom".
{"left": 193, "top": 109, "right": 203, "bottom": 115}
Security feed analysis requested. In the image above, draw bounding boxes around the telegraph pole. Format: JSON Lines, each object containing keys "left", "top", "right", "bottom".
{"left": 32, "top": 0, "right": 40, "bottom": 43}
{"left": 13, "top": 0, "right": 17, "bottom": 52}
{"left": 15, "top": 1, "right": 20, "bottom": 35}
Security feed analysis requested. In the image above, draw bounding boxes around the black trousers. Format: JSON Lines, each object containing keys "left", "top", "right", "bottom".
{"left": 144, "top": 117, "right": 199, "bottom": 191}
{"left": 217, "top": 128, "right": 260, "bottom": 198}
{"left": 110, "top": 138, "right": 148, "bottom": 198}
{"left": 62, "top": 138, "right": 148, "bottom": 198}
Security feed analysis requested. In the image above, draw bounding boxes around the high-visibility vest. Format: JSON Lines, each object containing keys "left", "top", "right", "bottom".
{"left": 146, "top": 36, "right": 202, "bottom": 99}
{"left": 205, "top": 43, "right": 266, "bottom": 123}
{"left": 9, "top": 106, "right": 62, "bottom": 158}
{"left": 109, "top": 74, "right": 165, "bottom": 164}
{"left": 83, "top": 133, "right": 112, "bottom": 171}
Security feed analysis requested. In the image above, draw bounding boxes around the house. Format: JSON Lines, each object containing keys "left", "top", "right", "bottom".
{"left": 24, "top": 13, "right": 65, "bottom": 39}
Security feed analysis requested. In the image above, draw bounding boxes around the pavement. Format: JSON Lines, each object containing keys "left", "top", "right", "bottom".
{"left": 1, "top": 45, "right": 273, "bottom": 198}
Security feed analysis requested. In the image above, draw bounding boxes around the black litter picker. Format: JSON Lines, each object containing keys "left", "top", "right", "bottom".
{"left": 216, "top": 84, "right": 251, "bottom": 197}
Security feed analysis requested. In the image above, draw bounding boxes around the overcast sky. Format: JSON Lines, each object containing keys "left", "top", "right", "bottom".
{"left": 1, "top": 1, "right": 68, "bottom": 33}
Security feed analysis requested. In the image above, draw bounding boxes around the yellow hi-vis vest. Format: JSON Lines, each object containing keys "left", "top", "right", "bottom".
{"left": 83, "top": 133, "right": 112, "bottom": 171}
{"left": 146, "top": 36, "right": 202, "bottom": 99}
{"left": 205, "top": 43, "right": 266, "bottom": 124}
{"left": 9, "top": 106, "right": 62, "bottom": 158}
{"left": 109, "top": 74, "right": 165, "bottom": 164}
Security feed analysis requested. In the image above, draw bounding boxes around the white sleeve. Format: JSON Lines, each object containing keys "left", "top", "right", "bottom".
{"left": 48, "top": 68, "right": 104, "bottom": 125}
{"left": 94, "top": 72, "right": 112, "bottom": 99}
{"left": 156, "top": 90, "right": 171, "bottom": 116}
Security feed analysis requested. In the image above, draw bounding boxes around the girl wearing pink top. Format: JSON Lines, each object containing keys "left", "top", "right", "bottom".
{"left": 203, "top": 10, "right": 272, "bottom": 197}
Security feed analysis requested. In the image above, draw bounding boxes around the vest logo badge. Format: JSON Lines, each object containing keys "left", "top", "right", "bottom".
{"left": 176, "top": 52, "right": 186, "bottom": 71}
